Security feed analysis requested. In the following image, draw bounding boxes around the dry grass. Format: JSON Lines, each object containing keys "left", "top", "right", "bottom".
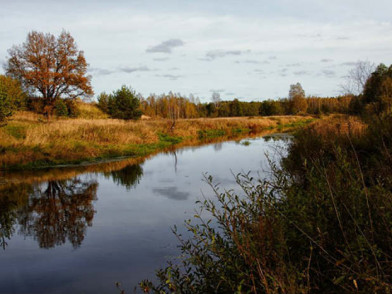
{"left": 75, "top": 101, "right": 109, "bottom": 119}
{"left": 306, "top": 114, "right": 366, "bottom": 138}
{"left": 0, "top": 112, "right": 315, "bottom": 169}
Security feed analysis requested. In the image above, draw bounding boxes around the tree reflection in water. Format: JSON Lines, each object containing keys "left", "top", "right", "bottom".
{"left": 17, "top": 178, "right": 98, "bottom": 249}
{"left": 0, "top": 184, "right": 31, "bottom": 249}
{"left": 105, "top": 164, "right": 143, "bottom": 191}
{"left": 0, "top": 162, "right": 143, "bottom": 250}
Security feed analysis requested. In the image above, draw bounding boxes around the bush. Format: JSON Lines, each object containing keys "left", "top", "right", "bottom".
{"left": 0, "top": 75, "right": 27, "bottom": 122}
{"left": 0, "top": 90, "right": 12, "bottom": 122}
{"left": 0, "top": 75, "right": 27, "bottom": 110}
{"left": 64, "top": 99, "right": 80, "bottom": 117}
{"left": 54, "top": 99, "right": 69, "bottom": 117}
{"left": 97, "top": 86, "right": 142, "bottom": 120}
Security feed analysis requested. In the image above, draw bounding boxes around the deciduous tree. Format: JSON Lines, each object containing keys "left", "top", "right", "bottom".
{"left": 5, "top": 30, "right": 93, "bottom": 105}
{"left": 289, "top": 82, "right": 307, "bottom": 114}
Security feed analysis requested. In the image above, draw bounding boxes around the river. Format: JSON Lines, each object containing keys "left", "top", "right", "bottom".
{"left": 0, "top": 135, "right": 289, "bottom": 293}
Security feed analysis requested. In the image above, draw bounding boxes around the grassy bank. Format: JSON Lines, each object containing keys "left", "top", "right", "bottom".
{"left": 0, "top": 111, "right": 315, "bottom": 169}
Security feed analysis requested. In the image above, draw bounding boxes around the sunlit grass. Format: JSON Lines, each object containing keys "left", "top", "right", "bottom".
{"left": 0, "top": 112, "right": 315, "bottom": 169}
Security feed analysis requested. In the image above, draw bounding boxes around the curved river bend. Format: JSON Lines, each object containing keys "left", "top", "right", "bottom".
{"left": 0, "top": 135, "right": 288, "bottom": 294}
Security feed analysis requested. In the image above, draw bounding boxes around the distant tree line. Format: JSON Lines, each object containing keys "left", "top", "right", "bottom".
{"left": 1, "top": 31, "right": 391, "bottom": 122}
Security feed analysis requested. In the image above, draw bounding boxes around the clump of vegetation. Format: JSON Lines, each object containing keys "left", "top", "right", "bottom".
{"left": 197, "top": 129, "right": 226, "bottom": 139}
{"left": 76, "top": 100, "right": 108, "bottom": 119}
{"left": 98, "top": 86, "right": 142, "bottom": 120}
{"left": 0, "top": 75, "right": 26, "bottom": 122}
{"left": 0, "top": 88, "right": 12, "bottom": 122}
{"left": 54, "top": 99, "right": 69, "bottom": 117}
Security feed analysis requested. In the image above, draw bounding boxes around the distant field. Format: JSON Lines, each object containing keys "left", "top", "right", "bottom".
{"left": 0, "top": 111, "right": 316, "bottom": 169}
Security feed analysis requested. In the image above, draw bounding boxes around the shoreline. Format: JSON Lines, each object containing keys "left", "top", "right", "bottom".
{"left": 0, "top": 114, "right": 316, "bottom": 171}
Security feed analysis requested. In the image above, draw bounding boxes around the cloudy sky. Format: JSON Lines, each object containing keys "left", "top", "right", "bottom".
{"left": 1, "top": 0, "right": 391, "bottom": 101}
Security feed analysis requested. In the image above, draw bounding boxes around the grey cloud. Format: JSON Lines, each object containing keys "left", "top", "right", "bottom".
{"left": 341, "top": 62, "right": 357, "bottom": 66}
{"left": 321, "top": 58, "right": 333, "bottom": 63}
{"left": 209, "top": 89, "right": 225, "bottom": 93}
{"left": 152, "top": 187, "right": 190, "bottom": 201}
{"left": 156, "top": 74, "right": 183, "bottom": 80}
{"left": 89, "top": 67, "right": 114, "bottom": 76}
{"left": 293, "top": 70, "right": 309, "bottom": 75}
{"left": 146, "top": 39, "right": 185, "bottom": 54}
{"left": 153, "top": 57, "right": 170, "bottom": 61}
{"left": 198, "top": 57, "right": 212, "bottom": 62}
{"left": 120, "top": 66, "right": 150, "bottom": 73}
{"left": 226, "top": 92, "right": 235, "bottom": 96}
{"left": 235, "top": 59, "right": 261, "bottom": 64}
{"left": 206, "top": 50, "right": 248, "bottom": 60}
{"left": 286, "top": 63, "right": 302, "bottom": 67}
{"left": 337, "top": 36, "right": 349, "bottom": 40}
{"left": 268, "top": 56, "right": 277, "bottom": 60}
{"left": 321, "top": 69, "right": 336, "bottom": 77}
{"left": 297, "top": 33, "right": 322, "bottom": 39}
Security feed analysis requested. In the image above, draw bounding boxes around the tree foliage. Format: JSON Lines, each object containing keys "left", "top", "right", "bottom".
{"left": 98, "top": 86, "right": 142, "bottom": 120}
{"left": 6, "top": 30, "right": 93, "bottom": 104}
{"left": 289, "top": 83, "right": 307, "bottom": 114}
{"left": 0, "top": 75, "right": 27, "bottom": 122}
{"left": 362, "top": 63, "right": 392, "bottom": 115}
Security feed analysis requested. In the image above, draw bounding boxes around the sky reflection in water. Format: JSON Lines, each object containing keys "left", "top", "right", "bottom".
{"left": 0, "top": 135, "right": 288, "bottom": 294}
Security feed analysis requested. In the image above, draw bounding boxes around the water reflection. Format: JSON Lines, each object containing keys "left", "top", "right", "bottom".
{"left": 0, "top": 184, "right": 31, "bottom": 249}
{"left": 0, "top": 135, "right": 290, "bottom": 294}
{"left": 105, "top": 164, "right": 143, "bottom": 191}
{"left": 152, "top": 186, "right": 190, "bottom": 201}
{"left": 0, "top": 178, "right": 98, "bottom": 249}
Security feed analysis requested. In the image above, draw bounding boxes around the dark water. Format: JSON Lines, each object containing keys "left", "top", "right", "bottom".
{"left": 0, "top": 135, "right": 288, "bottom": 294}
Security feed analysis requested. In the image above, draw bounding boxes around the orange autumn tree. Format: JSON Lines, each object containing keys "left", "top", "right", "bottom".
{"left": 5, "top": 30, "right": 93, "bottom": 109}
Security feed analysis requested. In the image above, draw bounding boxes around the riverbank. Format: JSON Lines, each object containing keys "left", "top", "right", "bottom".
{"left": 0, "top": 112, "right": 315, "bottom": 170}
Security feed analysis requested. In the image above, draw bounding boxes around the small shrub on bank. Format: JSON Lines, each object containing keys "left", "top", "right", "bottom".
{"left": 54, "top": 99, "right": 68, "bottom": 117}
{"left": 98, "top": 86, "right": 142, "bottom": 120}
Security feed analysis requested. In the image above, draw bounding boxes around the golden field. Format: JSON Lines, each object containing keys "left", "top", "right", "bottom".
{"left": 0, "top": 111, "right": 315, "bottom": 169}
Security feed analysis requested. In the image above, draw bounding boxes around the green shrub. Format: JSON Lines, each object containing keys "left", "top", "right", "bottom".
{"left": 64, "top": 99, "right": 80, "bottom": 117}
{"left": 0, "top": 89, "right": 12, "bottom": 122}
{"left": 98, "top": 86, "right": 142, "bottom": 120}
{"left": 54, "top": 99, "right": 68, "bottom": 117}
{"left": 0, "top": 75, "right": 27, "bottom": 111}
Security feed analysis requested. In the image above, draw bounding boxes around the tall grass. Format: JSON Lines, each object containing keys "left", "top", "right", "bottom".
{"left": 0, "top": 112, "right": 314, "bottom": 169}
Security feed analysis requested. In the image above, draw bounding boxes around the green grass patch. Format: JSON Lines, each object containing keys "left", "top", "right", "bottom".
{"left": 4, "top": 124, "right": 27, "bottom": 139}
{"left": 197, "top": 129, "right": 226, "bottom": 139}
{"left": 231, "top": 127, "right": 251, "bottom": 134}
{"left": 158, "top": 133, "right": 183, "bottom": 144}
{"left": 277, "top": 118, "right": 315, "bottom": 131}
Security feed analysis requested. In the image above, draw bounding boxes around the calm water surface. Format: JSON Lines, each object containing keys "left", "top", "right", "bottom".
{"left": 0, "top": 135, "right": 288, "bottom": 293}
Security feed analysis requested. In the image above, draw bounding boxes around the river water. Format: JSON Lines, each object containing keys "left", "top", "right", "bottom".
{"left": 0, "top": 135, "right": 288, "bottom": 293}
